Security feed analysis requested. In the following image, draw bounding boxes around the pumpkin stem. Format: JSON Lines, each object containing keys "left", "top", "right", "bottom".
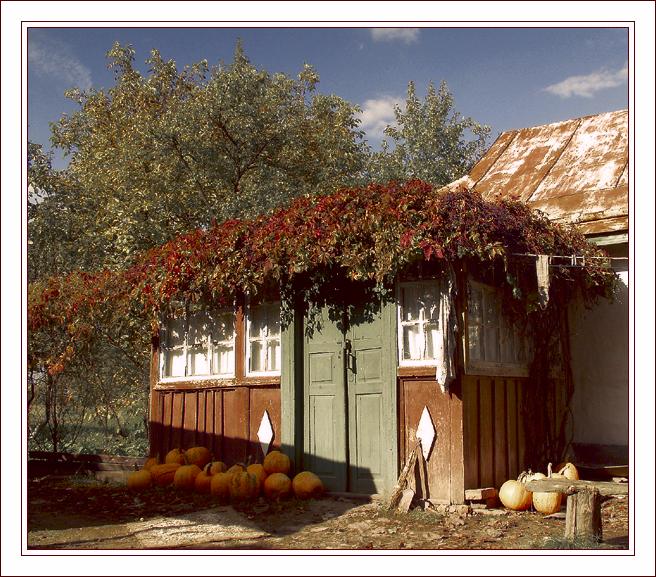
{"left": 179, "top": 447, "right": 188, "bottom": 465}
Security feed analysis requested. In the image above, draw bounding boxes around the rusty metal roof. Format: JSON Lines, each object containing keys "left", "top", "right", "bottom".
{"left": 442, "top": 110, "right": 628, "bottom": 236}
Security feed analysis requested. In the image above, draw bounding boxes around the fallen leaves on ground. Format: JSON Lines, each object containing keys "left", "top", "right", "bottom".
{"left": 27, "top": 476, "right": 629, "bottom": 550}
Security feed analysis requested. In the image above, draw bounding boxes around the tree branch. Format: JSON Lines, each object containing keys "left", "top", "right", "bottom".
{"left": 169, "top": 135, "right": 212, "bottom": 206}
{"left": 91, "top": 322, "right": 148, "bottom": 371}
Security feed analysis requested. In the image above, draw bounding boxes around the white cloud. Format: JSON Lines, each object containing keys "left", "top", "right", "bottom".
{"left": 544, "top": 64, "right": 628, "bottom": 99}
{"left": 370, "top": 28, "right": 420, "bottom": 44}
{"left": 28, "top": 37, "right": 92, "bottom": 91}
{"left": 359, "top": 96, "right": 404, "bottom": 140}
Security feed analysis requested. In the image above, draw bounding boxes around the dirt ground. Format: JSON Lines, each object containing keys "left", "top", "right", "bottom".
{"left": 27, "top": 476, "right": 629, "bottom": 551}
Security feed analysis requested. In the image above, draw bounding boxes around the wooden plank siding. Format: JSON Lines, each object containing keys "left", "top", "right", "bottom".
{"left": 398, "top": 377, "right": 465, "bottom": 504}
{"left": 462, "top": 375, "right": 527, "bottom": 490}
{"left": 149, "top": 385, "right": 281, "bottom": 463}
{"left": 249, "top": 387, "right": 282, "bottom": 460}
{"left": 478, "top": 380, "right": 495, "bottom": 488}
{"left": 222, "top": 387, "right": 250, "bottom": 464}
{"left": 506, "top": 380, "right": 519, "bottom": 478}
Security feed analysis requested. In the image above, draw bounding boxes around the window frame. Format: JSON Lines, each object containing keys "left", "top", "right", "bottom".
{"left": 397, "top": 279, "right": 444, "bottom": 368}
{"left": 464, "top": 280, "right": 531, "bottom": 378}
{"left": 158, "top": 304, "right": 237, "bottom": 383}
{"left": 244, "top": 298, "right": 282, "bottom": 377}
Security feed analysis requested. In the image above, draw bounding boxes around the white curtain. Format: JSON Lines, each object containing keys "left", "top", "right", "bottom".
{"left": 435, "top": 266, "right": 457, "bottom": 392}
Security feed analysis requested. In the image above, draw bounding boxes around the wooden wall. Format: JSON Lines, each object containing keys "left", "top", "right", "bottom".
{"left": 462, "top": 375, "right": 526, "bottom": 490}
{"left": 149, "top": 385, "right": 281, "bottom": 464}
{"left": 462, "top": 374, "right": 570, "bottom": 490}
{"left": 398, "top": 376, "right": 464, "bottom": 504}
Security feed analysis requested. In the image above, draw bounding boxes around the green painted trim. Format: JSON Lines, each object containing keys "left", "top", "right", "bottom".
{"left": 293, "top": 306, "right": 305, "bottom": 469}
{"left": 383, "top": 296, "right": 399, "bottom": 495}
{"left": 588, "top": 233, "right": 628, "bottom": 246}
{"left": 280, "top": 307, "right": 296, "bottom": 462}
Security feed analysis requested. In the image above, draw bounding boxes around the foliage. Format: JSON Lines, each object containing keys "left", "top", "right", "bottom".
{"left": 29, "top": 181, "right": 616, "bottom": 380}
{"left": 28, "top": 41, "right": 369, "bottom": 454}
{"left": 43, "top": 41, "right": 368, "bottom": 271}
{"left": 27, "top": 142, "right": 81, "bottom": 280}
{"left": 28, "top": 370, "right": 149, "bottom": 456}
{"left": 367, "top": 81, "right": 491, "bottom": 186}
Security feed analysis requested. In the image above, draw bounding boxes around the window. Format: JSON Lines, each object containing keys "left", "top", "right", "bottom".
{"left": 158, "top": 299, "right": 283, "bottom": 383}
{"left": 246, "top": 301, "right": 281, "bottom": 375}
{"left": 466, "top": 281, "right": 530, "bottom": 376}
{"left": 398, "top": 280, "right": 443, "bottom": 365}
{"left": 160, "top": 307, "right": 236, "bottom": 380}
{"left": 162, "top": 314, "right": 186, "bottom": 378}
{"left": 210, "top": 310, "right": 236, "bottom": 376}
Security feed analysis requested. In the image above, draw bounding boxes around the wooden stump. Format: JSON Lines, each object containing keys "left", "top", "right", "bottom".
{"left": 565, "top": 487, "right": 602, "bottom": 542}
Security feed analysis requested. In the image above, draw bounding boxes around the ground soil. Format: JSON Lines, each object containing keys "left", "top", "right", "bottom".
{"left": 27, "top": 476, "right": 629, "bottom": 551}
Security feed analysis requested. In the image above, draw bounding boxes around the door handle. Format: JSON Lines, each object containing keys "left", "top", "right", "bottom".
{"left": 344, "top": 339, "right": 355, "bottom": 372}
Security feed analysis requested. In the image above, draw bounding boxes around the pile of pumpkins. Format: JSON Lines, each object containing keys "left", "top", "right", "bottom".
{"left": 126, "top": 446, "right": 324, "bottom": 502}
{"left": 498, "top": 462, "right": 580, "bottom": 515}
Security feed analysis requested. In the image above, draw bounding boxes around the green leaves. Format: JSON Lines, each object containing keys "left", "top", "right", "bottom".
{"left": 368, "top": 80, "right": 491, "bottom": 187}
{"left": 38, "top": 42, "right": 369, "bottom": 275}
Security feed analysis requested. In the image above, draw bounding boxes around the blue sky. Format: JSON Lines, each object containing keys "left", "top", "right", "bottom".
{"left": 28, "top": 26, "right": 628, "bottom": 168}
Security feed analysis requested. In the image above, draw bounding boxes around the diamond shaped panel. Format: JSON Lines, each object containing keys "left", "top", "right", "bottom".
{"left": 257, "top": 410, "right": 274, "bottom": 457}
{"left": 416, "top": 406, "right": 436, "bottom": 461}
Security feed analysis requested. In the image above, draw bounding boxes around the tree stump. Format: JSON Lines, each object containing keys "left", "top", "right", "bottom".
{"left": 565, "top": 487, "right": 602, "bottom": 542}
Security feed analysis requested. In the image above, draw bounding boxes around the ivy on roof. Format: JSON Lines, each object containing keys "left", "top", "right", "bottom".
{"left": 28, "top": 180, "right": 615, "bottom": 375}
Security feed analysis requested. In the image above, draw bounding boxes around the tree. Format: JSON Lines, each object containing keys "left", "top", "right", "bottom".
{"left": 28, "top": 142, "right": 82, "bottom": 280}
{"left": 27, "top": 42, "right": 369, "bottom": 455}
{"left": 44, "top": 41, "right": 368, "bottom": 271}
{"left": 367, "top": 80, "right": 491, "bottom": 186}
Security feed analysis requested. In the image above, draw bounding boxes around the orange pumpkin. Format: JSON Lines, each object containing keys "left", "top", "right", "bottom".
{"left": 263, "top": 451, "right": 291, "bottom": 475}
{"left": 557, "top": 462, "right": 580, "bottom": 481}
{"left": 292, "top": 471, "right": 324, "bottom": 499}
{"left": 127, "top": 469, "right": 152, "bottom": 490}
{"left": 524, "top": 471, "right": 546, "bottom": 482}
{"left": 533, "top": 465, "right": 563, "bottom": 514}
{"left": 164, "top": 448, "right": 186, "bottom": 466}
{"left": 246, "top": 463, "right": 267, "bottom": 489}
{"left": 230, "top": 471, "right": 260, "bottom": 501}
{"left": 194, "top": 464, "right": 214, "bottom": 494}
{"left": 150, "top": 463, "right": 181, "bottom": 486}
{"left": 208, "top": 461, "right": 228, "bottom": 475}
{"left": 143, "top": 457, "right": 159, "bottom": 471}
{"left": 226, "top": 463, "right": 246, "bottom": 477}
{"left": 210, "top": 472, "right": 233, "bottom": 501}
{"left": 173, "top": 464, "right": 202, "bottom": 490}
{"left": 185, "top": 446, "right": 212, "bottom": 469}
{"left": 499, "top": 479, "right": 532, "bottom": 511}
{"left": 263, "top": 472, "right": 292, "bottom": 500}
{"left": 533, "top": 490, "right": 563, "bottom": 515}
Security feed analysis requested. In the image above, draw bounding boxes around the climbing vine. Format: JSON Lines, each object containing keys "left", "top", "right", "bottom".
{"left": 29, "top": 180, "right": 616, "bottom": 384}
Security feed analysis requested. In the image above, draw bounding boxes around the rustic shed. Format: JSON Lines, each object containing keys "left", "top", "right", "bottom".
{"left": 148, "top": 264, "right": 540, "bottom": 503}
{"left": 145, "top": 113, "right": 624, "bottom": 502}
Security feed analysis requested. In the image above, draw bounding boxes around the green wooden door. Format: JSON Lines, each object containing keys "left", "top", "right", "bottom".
{"left": 303, "top": 302, "right": 396, "bottom": 494}
{"left": 347, "top": 306, "right": 394, "bottom": 493}
{"left": 303, "top": 308, "right": 348, "bottom": 491}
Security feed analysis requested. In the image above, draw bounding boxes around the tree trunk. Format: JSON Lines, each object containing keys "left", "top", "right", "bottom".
{"left": 565, "top": 487, "right": 602, "bottom": 542}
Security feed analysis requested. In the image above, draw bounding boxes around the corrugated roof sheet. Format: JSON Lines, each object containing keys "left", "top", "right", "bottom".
{"left": 442, "top": 110, "right": 628, "bottom": 236}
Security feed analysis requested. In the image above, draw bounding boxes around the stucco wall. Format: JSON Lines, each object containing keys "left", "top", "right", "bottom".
{"left": 567, "top": 242, "right": 629, "bottom": 451}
